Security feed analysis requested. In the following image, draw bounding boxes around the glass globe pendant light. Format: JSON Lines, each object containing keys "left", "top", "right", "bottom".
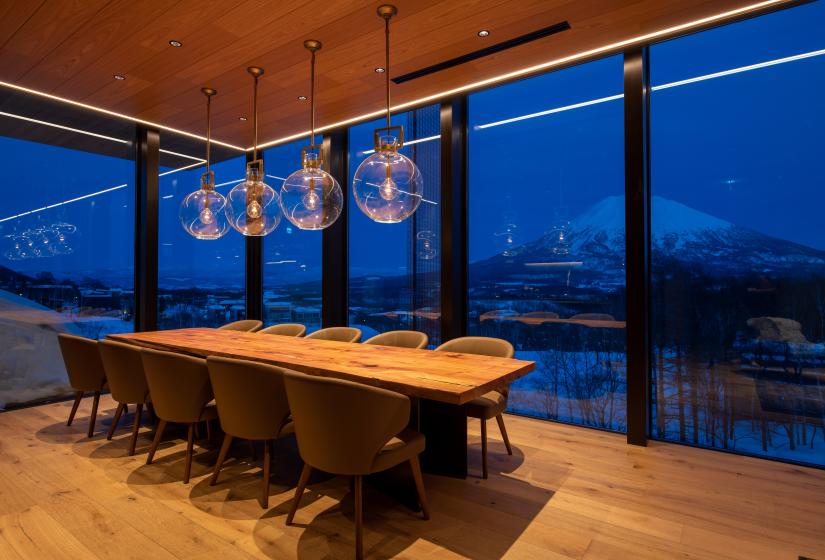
{"left": 179, "top": 87, "right": 230, "bottom": 239}
{"left": 352, "top": 4, "right": 423, "bottom": 223}
{"left": 226, "top": 67, "right": 281, "bottom": 236}
{"left": 280, "top": 40, "right": 343, "bottom": 230}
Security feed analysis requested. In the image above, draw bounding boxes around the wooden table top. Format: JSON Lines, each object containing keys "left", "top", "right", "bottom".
{"left": 108, "top": 328, "right": 535, "bottom": 405}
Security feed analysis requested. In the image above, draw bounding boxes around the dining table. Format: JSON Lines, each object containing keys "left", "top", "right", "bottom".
{"left": 109, "top": 327, "right": 535, "bottom": 479}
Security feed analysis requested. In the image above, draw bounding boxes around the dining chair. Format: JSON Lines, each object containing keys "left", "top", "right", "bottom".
{"left": 207, "top": 356, "right": 294, "bottom": 508}
{"left": 258, "top": 323, "right": 306, "bottom": 337}
{"left": 218, "top": 319, "right": 263, "bottom": 332}
{"left": 363, "top": 330, "right": 428, "bottom": 349}
{"left": 57, "top": 333, "right": 107, "bottom": 438}
{"left": 140, "top": 348, "right": 218, "bottom": 483}
{"left": 435, "top": 336, "right": 515, "bottom": 479}
{"left": 305, "top": 326, "right": 362, "bottom": 343}
{"left": 283, "top": 371, "right": 429, "bottom": 560}
{"left": 98, "top": 340, "right": 152, "bottom": 455}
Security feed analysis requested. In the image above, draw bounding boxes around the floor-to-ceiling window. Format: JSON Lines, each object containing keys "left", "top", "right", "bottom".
{"left": 468, "top": 55, "right": 627, "bottom": 430}
{"left": 348, "top": 106, "right": 441, "bottom": 345}
{"left": 0, "top": 123, "right": 134, "bottom": 408}
{"left": 262, "top": 140, "right": 322, "bottom": 332}
{"left": 158, "top": 150, "right": 246, "bottom": 329}
{"left": 649, "top": 1, "right": 825, "bottom": 466}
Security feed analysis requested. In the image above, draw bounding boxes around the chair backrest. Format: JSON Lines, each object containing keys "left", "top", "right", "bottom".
{"left": 570, "top": 313, "right": 615, "bottom": 322}
{"left": 207, "top": 356, "right": 292, "bottom": 440}
{"left": 98, "top": 340, "right": 149, "bottom": 404}
{"left": 435, "top": 336, "right": 514, "bottom": 359}
{"left": 57, "top": 334, "right": 106, "bottom": 392}
{"left": 364, "top": 330, "right": 428, "bottom": 349}
{"left": 218, "top": 319, "right": 263, "bottom": 332}
{"left": 258, "top": 323, "right": 306, "bottom": 337}
{"left": 305, "top": 326, "right": 362, "bottom": 343}
{"left": 283, "top": 371, "right": 410, "bottom": 475}
{"left": 140, "top": 348, "right": 213, "bottom": 424}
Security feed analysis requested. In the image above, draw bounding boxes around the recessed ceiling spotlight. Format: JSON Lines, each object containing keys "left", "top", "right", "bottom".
{"left": 169, "top": 40, "right": 183, "bottom": 47}
{"left": 113, "top": 74, "right": 126, "bottom": 80}
{"left": 374, "top": 67, "right": 385, "bottom": 73}
{"left": 477, "top": 30, "right": 490, "bottom": 37}
{"left": 297, "top": 95, "right": 308, "bottom": 101}
{"left": 238, "top": 116, "right": 248, "bottom": 121}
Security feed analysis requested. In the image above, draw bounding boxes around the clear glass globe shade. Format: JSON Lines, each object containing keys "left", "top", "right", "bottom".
{"left": 226, "top": 167, "right": 281, "bottom": 236}
{"left": 179, "top": 182, "right": 230, "bottom": 240}
{"left": 352, "top": 136, "right": 423, "bottom": 223}
{"left": 280, "top": 154, "right": 343, "bottom": 230}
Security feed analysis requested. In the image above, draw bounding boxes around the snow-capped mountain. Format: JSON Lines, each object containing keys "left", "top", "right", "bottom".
{"left": 472, "top": 196, "right": 825, "bottom": 279}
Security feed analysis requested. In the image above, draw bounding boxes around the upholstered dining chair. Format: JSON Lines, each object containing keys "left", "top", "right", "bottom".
{"left": 258, "top": 323, "right": 306, "bottom": 337}
{"left": 305, "top": 326, "right": 362, "bottom": 343}
{"left": 435, "top": 336, "right": 515, "bottom": 479}
{"left": 57, "top": 333, "right": 107, "bottom": 438}
{"left": 140, "top": 348, "right": 218, "bottom": 483}
{"left": 283, "top": 371, "right": 429, "bottom": 560}
{"left": 98, "top": 340, "right": 151, "bottom": 456}
{"left": 364, "top": 330, "right": 428, "bottom": 349}
{"left": 218, "top": 319, "right": 263, "bottom": 332}
{"left": 207, "top": 356, "right": 294, "bottom": 508}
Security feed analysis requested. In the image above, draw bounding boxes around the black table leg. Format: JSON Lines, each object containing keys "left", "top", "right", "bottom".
{"left": 418, "top": 398, "right": 468, "bottom": 478}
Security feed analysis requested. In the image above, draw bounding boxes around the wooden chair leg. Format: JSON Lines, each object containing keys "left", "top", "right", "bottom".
{"left": 67, "top": 391, "right": 82, "bottom": 426}
{"left": 496, "top": 414, "right": 513, "bottom": 455}
{"left": 286, "top": 463, "right": 313, "bottom": 525}
{"left": 107, "top": 403, "right": 126, "bottom": 440}
{"left": 210, "top": 434, "right": 233, "bottom": 486}
{"left": 409, "top": 456, "right": 430, "bottom": 520}
{"left": 183, "top": 423, "right": 195, "bottom": 484}
{"left": 354, "top": 474, "right": 364, "bottom": 560}
{"left": 247, "top": 439, "right": 257, "bottom": 461}
{"left": 128, "top": 404, "right": 143, "bottom": 456}
{"left": 481, "top": 418, "right": 488, "bottom": 479}
{"left": 146, "top": 419, "right": 167, "bottom": 465}
{"left": 87, "top": 391, "right": 101, "bottom": 438}
{"left": 205, "top": 419, "right": 212, "bottom": 443}
{"left": 260, "top": 440, "right": 271, "bottom": 509}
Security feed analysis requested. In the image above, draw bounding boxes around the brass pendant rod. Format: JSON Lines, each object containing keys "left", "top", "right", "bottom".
{"left": 205, "top": 93, "right": 212, "bottom": 173}
{"left": 310, "top": 49, "right": 316, "bottom": 143}
{"left": 252, "top": 74, "right": 259, "bottom": 161}
{"left": 384, "top": 15, "right": 391, "bottom": 130}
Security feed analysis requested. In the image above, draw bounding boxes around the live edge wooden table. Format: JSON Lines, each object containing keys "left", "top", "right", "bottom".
{"left": 109, "top": 328, "right": 535, "bottom": 479}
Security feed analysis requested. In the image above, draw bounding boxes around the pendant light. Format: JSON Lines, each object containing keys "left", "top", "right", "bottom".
{"left": 179, "top": 88, "right": 230, "bottom": 239}
{"left": 280, "top": 40, "right": 343, "bottom": 230}
{"left": 352, "top": 4, "right": 423, "bottom": 223}
{"left": 226, "top": 67, "right": 281, "bottom": 236}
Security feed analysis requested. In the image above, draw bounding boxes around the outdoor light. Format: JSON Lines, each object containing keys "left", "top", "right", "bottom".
{"left": 226, "top": 67, "right": 281, "bottom": 236}
{"left": 352, "top": 4, "right": 423, "bottom": 223}
{"left": 279, "top": 40, "right": 343, "bottom": 230}
{"left": 179, "top": 88, "right": 230, "bottom": 240}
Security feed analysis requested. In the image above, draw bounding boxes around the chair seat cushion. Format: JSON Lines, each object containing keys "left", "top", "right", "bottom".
{"left": 465, "top": 391, "right": 507, "bottom": 420}
{"left": 370, "top": 428, "right": 425, "bottom": 474}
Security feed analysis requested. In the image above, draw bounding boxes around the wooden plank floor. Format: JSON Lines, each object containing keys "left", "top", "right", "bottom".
{"left": 0, "top": 394, "right": 823, "bottom": 560}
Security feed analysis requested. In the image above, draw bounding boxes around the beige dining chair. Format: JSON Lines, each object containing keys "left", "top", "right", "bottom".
{"left": 57, "top": 333, "right": 107, "bottom": 438}
{"left": 258, "top": 323, "right": 306, "bottom": 337}
{"left": 435, "top": 336, "right": 515, "bottom": 479}
{"left": 305, "top": 326, "right": 362, "bottom": 343}
{"left": 218, "top": 319, "right": 263, "bottom": 332}
{"left": 98, "top": 340, "right": 152, "bottom": 455}
{"left": 207, "top": 356, "right": 294, "bottom": 508}
{"left": 140, "top": 348, "right": 218, "bottom": 484}
{"left": 283, "top": 371, "right": 429, "bottom": 560}
{"left": 364, "top": 330, "right": 428, "bottom": 349}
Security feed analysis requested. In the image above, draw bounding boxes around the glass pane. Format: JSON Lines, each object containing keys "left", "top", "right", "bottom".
{"left": 348, "top": 105, "right": 441, "bottom": 345}
{"left": 262, "top": 140, "right": 322, "bottom": 333}
{"left": 158, "top": 154, "right": 247, "bottom": 329}
{"left": 650, "top": 1, "right": 825, "bottom": 466}
{"left": 0, "top": 133, "right": 134, "bottom": 408}
{"left": 468, "top": 55, "right": 626, "bottom": 431}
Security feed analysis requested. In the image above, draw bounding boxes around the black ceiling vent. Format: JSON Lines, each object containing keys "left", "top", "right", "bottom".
{"left": 392, "top": 21, "right": 571, "bottom": 85}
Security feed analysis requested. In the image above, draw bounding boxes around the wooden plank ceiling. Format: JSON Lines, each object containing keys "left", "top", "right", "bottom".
{"left": 0, "top": 0, "right": 782, "bottom": 149}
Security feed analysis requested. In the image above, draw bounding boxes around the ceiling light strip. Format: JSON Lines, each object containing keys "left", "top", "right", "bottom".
{"left": 158, "top": 161, "right": 204, "bottom": 176}
{"left": 0, "top": 183, "right": 129, "bottom": 223}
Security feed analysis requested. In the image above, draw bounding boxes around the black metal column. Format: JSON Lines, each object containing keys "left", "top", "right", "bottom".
{"left": 322, "top": 128, "right": 349, "bottom": 327}
{"left": 245, "top": 151, "right": 263, "bottom": 321}
{"left": 134, "top": 125, "right": 160, "bottom": 332}
{"left": 439, "top": 97, "right": 468, "bottom": 343}
{"left": 624, "top": 47, "right": 651, "bottom": 446}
